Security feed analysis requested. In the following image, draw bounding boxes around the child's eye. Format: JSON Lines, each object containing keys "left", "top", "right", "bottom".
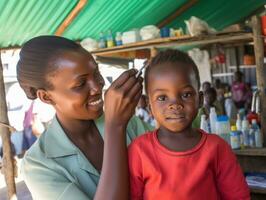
{"left": 182, "top": 92, "right": 193, "bottom": 99}
{"left": 157, "top": 95, "right": 167, "bottom": 101}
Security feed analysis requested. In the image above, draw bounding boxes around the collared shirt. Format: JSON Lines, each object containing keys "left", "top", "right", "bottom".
{"left": 21, "top": 114, "right": 152, "bottom": 200}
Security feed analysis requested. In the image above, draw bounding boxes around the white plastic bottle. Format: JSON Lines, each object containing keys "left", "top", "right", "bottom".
{"left": 251, "top": 119, "right": 263, "bottom": 148}
{"left": 200, "top": 115, "right": 209, "bottom": 133}
{"left": 236, "top": 114, "right": 242, "bottom": 131}
{"left": 242, "top": 117, "right": 250, "bottom": 147}
{"left": 236, "top": 114, "right": 244, "bottom": 148}
{"left": 209, "top": 107, "right": 217, "bottom": 133}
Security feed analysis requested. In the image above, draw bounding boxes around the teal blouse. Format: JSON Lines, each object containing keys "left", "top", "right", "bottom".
{"left": 21, "top": 114, "right": 152, "bottom": 200}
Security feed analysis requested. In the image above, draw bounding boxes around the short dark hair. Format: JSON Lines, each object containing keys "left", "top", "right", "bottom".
{"left": 144, "top": 49, "right": 200, "bottom": 93}
{"left": 17, "top": 35, "right": 83, "bottom": 99}
{"left": 204, "top": 87, "right": 217, "bottom": 98}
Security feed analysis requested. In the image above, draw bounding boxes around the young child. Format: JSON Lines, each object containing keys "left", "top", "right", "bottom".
{"left": 128, "top": 49, "right": 250, "bottom": 200}
{"left": 193, "top": 87, "right": 224, "bottom": 128}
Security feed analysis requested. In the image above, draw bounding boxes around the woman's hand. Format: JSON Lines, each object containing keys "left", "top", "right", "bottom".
{"left": 104, "top": 69, "right": 143, "bottom": 128}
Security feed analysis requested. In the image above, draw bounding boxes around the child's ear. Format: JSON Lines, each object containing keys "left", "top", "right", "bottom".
{"left": 36, "top": 89, "right": 55, "bottom": 105}
{"left": 198, "top": 91, "right": 204, "bottom": 107}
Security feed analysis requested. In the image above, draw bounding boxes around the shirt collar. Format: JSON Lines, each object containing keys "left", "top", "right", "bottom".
{"left": 44, "top": 114, "right": 105, "bottom": 158}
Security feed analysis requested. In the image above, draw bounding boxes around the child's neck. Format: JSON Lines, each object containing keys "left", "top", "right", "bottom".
{"left": 157, "top": 126, "right": 201, "bottom": 152}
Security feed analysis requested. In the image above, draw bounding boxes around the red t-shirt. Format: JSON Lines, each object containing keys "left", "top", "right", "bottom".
{"left": 128, "top": 130, "right": 250, "bottom": 200}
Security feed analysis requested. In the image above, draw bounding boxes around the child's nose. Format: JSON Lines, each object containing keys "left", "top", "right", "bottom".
{"left": 168, "top": 98, "right": 184, "bottom": 110}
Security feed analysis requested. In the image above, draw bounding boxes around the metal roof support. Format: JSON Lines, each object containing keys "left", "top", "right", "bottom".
{"left": 157, "top": 0, "right": 198, "bottom": 28}
{"left": 55, "top": 0, "right": 88, "bottom": 36}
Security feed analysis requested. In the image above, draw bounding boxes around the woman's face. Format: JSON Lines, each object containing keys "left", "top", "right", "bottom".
{"left": 46, "top": 50, "right": 105, "bottom": 120}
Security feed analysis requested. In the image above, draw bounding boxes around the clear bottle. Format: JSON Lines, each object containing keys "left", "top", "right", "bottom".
{"left": 200, "top": 115, "right": 209, "bottom": 133}
{"left": 98, "top": 32, "right": 106, "bottom": 48}
{"left": 251, "top": 119, "right": 263, "bottom": 148}
{"left": 115, "top": 32, "right": 123, "bottom": 46}
{"left": 209, "top": 107, "right": 217, "bottom": 133}
{"left": 241, "top": 117, "right": 250, "bottom": 147}
{"left": 249, "top": 119, "right": 256, "bottom": 148}
{"left": 236, "top": 113, "right": 244, "bottom": 148}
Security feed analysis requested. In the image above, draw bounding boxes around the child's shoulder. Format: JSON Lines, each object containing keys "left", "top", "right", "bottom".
{"left": 129, "top": 130, "right": 156, "bottom": 148}
{"left": 200, "top": 130, "right": 231, "bottom": 149}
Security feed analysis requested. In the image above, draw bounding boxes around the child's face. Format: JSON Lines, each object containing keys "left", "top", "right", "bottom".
{"left": 147, "top": 62, "right": 200, "bottom": 133}
{"left": 204, "top": 92, "right": 216, "bottom": 106}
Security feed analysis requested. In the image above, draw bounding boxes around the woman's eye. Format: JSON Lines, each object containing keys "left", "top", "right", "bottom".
{"left": 74, "top": 81, "right": 86, "bottom": 89}
{"left": 157, "top": 95, "right": 167, "bottom": 101}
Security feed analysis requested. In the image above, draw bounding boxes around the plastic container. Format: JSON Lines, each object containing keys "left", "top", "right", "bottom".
{"left": 122, "top": 30, "right": 141, "bottom": 44}
{"left": 98, "top": 32, "right": 106, "bottom": 48}
{"left": 262, "top": 15, "right": 266, "bottom": 36}
{"left": 200, "top": 114, "right": 209, "bottom": 133}
{"left": 216, "top": 115, "right": 230, "bottom": 144}
{"left": 249, "top": 119, "right": 256, "bottom": 148}
{"left": 115, "top": 32, "right": 122, "bottom": 46}
{"left": 160, "top": 27, "right": 170, "bottom": 38}
{"left": 209, "top": 107, "right": 217, "bottom": 133}
{"left": 241, "top": 117, "right": 250, "bottom": 147}
{"left": 106, "top": 30, "right": 115, "bottom": 48}
{"left": 251, "top": 119, "right": 263, "bottom": 148}
{"left": 230, "top": 126, "right": 241, "bottom": 149}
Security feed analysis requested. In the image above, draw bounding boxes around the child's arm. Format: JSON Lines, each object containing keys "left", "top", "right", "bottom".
{"left": 216, "top": 140, "right": 250, "bottom": 199}
{"left": 128, "top": 140, "right": 145, "bottom": 200}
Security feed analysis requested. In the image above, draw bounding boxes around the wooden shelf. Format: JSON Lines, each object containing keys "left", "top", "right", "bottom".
{"left": 91, "top": 32, "right": 253, "bottom": 56}
{"left": 234, "top": 148, "right": 266, "bottom": 156}
{"left": 250, "top": 187, "right": 266, "bottom": 194}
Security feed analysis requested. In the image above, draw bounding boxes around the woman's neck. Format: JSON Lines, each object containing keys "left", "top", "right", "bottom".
{"left": 56, "top": 114, "right": 95, "bottom": 140}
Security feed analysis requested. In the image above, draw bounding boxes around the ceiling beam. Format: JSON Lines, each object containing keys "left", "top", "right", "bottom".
{"left": 157, "top": 0, "right": 198, "bottom": 28}
{"left": 55, "top": 0, "right": 88, "bottom": 36}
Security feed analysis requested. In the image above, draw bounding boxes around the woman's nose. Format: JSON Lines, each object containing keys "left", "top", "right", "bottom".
{"left": 88, "top": 78, "right": 104, "bottom": 95}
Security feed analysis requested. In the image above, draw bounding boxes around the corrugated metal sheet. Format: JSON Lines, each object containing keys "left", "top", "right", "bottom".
{"left": 0, "top": 0, "right": 265, "bottom": 49}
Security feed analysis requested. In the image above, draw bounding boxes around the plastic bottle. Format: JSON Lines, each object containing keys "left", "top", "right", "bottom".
{"left": 249, "top": 119, "right": 256, "bottom": 148}
{"left": 216, "top": 115, "right": 230, "bottom": 144}
{"left": 115, "top": 32, "right": 123, "bottom": 46}
{"left": 236, "top": 113, "right": 244, "bottom": 148}
{"left": 209, "top": 107, "right": 217, "bottom": 133}
{"left": 230, "top": 126, "right": 240, "bottom": 149}
{"left": 98, "top": 32, "right": 106, "bottom": 48}
{"left": 236, "top": 113, "right": 242, "bottom": 131}
{"left": 251, "top": 119, "right": 263, "bottom": 148}
{"left": 106, "top": 30, "right": 115, "bottom": 48}
{"left": 200, "top": 115, "right": 209, "bottom": 133}
{"left": 241, "top": 117, "right": 250, "bottom": 147}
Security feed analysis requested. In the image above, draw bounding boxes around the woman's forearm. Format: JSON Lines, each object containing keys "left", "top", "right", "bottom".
{"left": 94, "top": 124, "right": 129, "bottom": 200}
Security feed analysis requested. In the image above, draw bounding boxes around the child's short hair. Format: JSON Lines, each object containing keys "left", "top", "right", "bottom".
{"left": 144, "top": 49, "right": 200, "bottom": 93}
{"left": 204, "top": 87, "right": 217, "bottom": 98}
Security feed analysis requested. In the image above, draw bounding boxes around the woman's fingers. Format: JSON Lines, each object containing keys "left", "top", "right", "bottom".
{"left": 111, "top": 69, "right": 137, "bottom": 89}
{"left": 126, "top": 77, "right": 143, "bottom": 100}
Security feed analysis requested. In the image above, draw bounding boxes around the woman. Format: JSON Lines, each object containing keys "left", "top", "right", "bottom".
{"left": 18, "top": 36, "right": 151, "bottom": 200}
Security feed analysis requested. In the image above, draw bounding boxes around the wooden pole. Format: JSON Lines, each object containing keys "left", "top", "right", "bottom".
{"left": 157, "top": 0, "right": 198, "bottom": 28}
{"left": 0, "top": 51, "right": 17, "bottom": 199}
{"left": 252, "top": 16, "right": 266, "bottom": 146}
{"left": 55, "top": 0, "right": 88, "bottom": 36}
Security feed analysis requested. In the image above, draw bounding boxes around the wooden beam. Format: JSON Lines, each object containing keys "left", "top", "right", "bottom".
{"left": 91, "top": 32, "right": 253, "bottom": 56}
{"left": 0, "top": 51, "right": 16, "bottom": 199}
{"left": 55, "top": 0, "right": 88, "bottom": 36}
{"left": 157, "top": 0, "right": 198, "bottom": 28}
{"left": 252, "top": 15, "right": 266, "bottom": 146}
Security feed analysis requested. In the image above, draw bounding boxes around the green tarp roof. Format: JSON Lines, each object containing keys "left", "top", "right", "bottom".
{"left": 0, "top": 0, "right": 265, "bottom": 49}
